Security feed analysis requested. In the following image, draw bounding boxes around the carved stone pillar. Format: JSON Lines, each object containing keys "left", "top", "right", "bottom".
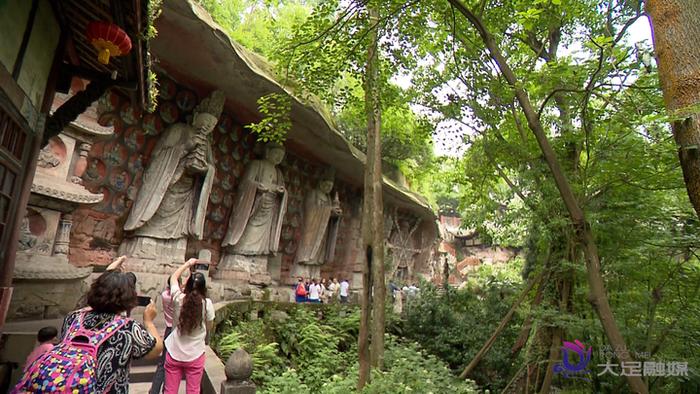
{"left": 53, "top": 213, "right": 72, "bottom": 256}
{"left": 71, "top": 143, "right": 91, "bottom": 184}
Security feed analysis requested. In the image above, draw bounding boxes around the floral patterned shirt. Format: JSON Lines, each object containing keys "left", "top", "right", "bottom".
{"left": 61, "top": 310, "right": 156, "bottom": 393}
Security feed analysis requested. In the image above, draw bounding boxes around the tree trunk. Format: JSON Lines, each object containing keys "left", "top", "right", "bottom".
{"left": 459, "top": 270, "right": 542, "bottom": 379}
{"left": 647, "top": 0, "right": 700, "bottom": 220}
{"left": 539, "top": 273, "right": 571, "bottom": 394}
{"left": 447, "top": 1, "right": 648, "bottom": 392}
{"left": 366, "top": 4, "right": 386, "bottom": 370}
{"left": 538, "top": 327, "right": 562, "bottom": 394}
{"left": 511, "top": 271, "right": 548, "bottom": 357}
{"left": 357, "top": 245, "right": 371, "bottom": 389}
{"left": 358, "top": 5, "right": 385, "bottom": 389}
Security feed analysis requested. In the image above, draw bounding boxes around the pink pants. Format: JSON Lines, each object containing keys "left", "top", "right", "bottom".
{"left": 163, "top": 352, "right": 206, "bottom": 394}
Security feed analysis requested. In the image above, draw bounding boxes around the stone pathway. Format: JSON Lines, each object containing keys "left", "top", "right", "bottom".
{"left": 129, "top": 381, "right": 187, "bottom": 393}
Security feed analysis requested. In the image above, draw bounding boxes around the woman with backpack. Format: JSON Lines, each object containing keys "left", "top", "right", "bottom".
{"left": 163, "top": 258, "right": 215, "bottom": 394}
{"left": 13, "top": 255, "right": 164, "bottom": 393}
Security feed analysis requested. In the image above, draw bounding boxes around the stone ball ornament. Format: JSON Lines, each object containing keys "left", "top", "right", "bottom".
{"left": 225, "top": 348, "right": 253, "bottom": 381}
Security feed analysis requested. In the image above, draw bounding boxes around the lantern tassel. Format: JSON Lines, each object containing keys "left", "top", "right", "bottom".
{"left": 98, "top": 48, "right": 111, "bottom": 65}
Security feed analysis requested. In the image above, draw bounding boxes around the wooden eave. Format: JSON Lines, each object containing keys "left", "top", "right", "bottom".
{"left": 53, "top": 0, "right": 151, "bottom": 110}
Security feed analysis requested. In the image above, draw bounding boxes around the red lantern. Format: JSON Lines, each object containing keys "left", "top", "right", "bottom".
{"left": 86, "top": 21, "right": 132, "bottom": 65}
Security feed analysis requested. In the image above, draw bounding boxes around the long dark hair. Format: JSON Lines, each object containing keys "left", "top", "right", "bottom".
{"left": 178, "top": 272, "right": 207, "bottom": 335}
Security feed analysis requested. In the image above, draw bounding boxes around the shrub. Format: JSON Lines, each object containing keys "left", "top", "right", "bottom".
{"left": 260, "top": 335, "right": 478, "bottom": 394}
{"left": 401, "top": 280, "right": 522, "bottom": 391}
{"left": 216, "top": 303, "right": 480, "bottom": 393}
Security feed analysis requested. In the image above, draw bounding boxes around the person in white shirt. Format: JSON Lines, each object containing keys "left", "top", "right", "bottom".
{"left": 408, "top": 283, "right": 419, "bottom": 297}
{"left": 163, "top": 259, "right": 215, "bottom": 394}
{"left": 339, "top": 279, "right": 350, "bottom": 303}
{"left": 308, "top": 279, "right": 321, "bottom": 303}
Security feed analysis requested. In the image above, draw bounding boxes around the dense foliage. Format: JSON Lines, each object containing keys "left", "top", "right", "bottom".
{"left": 195, "top": 0, "right": 442, "bottom": 205}
{"left": 401, "top": 278, "right": 523, "bottom": 391}
{"left": 212, "top": 305, "right": 477, "bottom": 393}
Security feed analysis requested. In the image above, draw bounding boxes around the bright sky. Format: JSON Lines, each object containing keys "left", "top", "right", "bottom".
{"left": 429, "top": 15, "right": 654, "bottom": 157}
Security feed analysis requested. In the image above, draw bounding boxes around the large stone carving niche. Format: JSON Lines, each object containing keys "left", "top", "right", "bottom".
{"left": 10, "top": 120, "right": 109, "bottom": 320}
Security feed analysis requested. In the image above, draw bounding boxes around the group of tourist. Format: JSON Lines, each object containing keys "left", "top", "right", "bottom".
{"left": 388, "top": 281, "right": 421, "bottom": 315}
{"left": 295, "top": 276, "right": 350, "bottom": 303}
{"left": 13, "top": 256, "right": 214, "bottom": 394}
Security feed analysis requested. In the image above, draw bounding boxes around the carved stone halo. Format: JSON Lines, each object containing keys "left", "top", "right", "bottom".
{"left": 229, "top": 125, "right": 240, "bottom": 142}
{"left": 142, "top": 113, "right": 163, "bottom": 136}
{"left": 123, "top": 127, "right": 145, "bottom": 150}
{"left": 176, "top": 90, "right": 197, "bottom": 111}
{"left": 127, "top": 155, "right": 143, "bottom": 173}
{"left": 216, "top": 114, "right": 233, "bottom": 137}
{"left": 220, "top": 174, "right": 233, "bottom": 191}
{"left": 210, "top": 188, "right": 223, "bottom": 204}
{"left": 85, "top": 159, "right": 107, "bottom": 183}
{"left": 102, "top": 142, "right": 128, "bottom": 167}
{"left": 159, "top": 102, "right": 179, "bottom": 124}
{"left": 120, "top": 103, "right": 141, "bottom": 126}
{"left": 159, "top": 78, "right": 177, "bottom": 100}
{"left": 109, "top": 170, "right": 131, "bottom": 192}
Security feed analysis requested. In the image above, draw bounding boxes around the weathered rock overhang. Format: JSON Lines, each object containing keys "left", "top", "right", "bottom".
{"left": 152, "top": 0, "right": 435, "bottom": 222}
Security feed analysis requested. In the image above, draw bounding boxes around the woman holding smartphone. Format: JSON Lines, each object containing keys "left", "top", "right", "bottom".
{"left": 163, "top": 259, "right": 215, "bottom": 394}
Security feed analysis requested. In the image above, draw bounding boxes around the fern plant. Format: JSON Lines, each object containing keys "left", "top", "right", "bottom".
{"left": 215, "top": 330, "right": 245, "bottom": 360}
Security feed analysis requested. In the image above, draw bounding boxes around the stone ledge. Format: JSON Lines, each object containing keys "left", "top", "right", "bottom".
{"left": 13, "top": 255, "right": 93, "bottom": 280}
{"left": 202, "top": 346, "right": 227, "bottom": 394}
{"left": 31, "top": 173, "right": 104, "bottom": 204}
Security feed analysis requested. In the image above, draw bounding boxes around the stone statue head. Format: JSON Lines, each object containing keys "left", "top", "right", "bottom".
{"left": 264, "top": 142, "right": 285, "bottom": 165}
{"left": 319, "top": 167, "right": 335, "bottom": 194}
{"left": 192, "top": 113, "right": 218, "bottom": 135}
{"left": 192, "top": 90, "right": 225, "bottom": 135}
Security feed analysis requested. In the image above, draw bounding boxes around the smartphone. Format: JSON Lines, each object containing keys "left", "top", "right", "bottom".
{"left": 194, "top": 263, "right": 210, "bottom": 271}
{"left": 137, "top": 295, "right": 151, "bottom": 307}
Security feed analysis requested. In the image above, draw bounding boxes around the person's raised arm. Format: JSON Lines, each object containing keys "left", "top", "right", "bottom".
{"left": 141, "top": 301, "right": 163, "bottom": 360}
{"left": 106, "top": 255, "right": 127, "bottom": 272}
{"left": 204, "top": 299, "right": 215, "bottom": 345}
{"left": 170, "top": 258, "right": 197, "bottom": 294}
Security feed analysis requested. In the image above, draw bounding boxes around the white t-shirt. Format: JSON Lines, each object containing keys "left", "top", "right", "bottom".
{"left": 308, "top": 284, "right": 321, "bottom": 300}
{"left": 165, "top": 282, "right": 215, "bottom": 362}
{"left": 340, "top": 281, "right": 349, "bottom": 297}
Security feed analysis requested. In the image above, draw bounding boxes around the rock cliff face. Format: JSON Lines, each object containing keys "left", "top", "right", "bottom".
{"left": 10, "top": 0, "right": 439, "bottom": 321}
{"left": 60, "top": 73, "right": 432, "bottom": 297}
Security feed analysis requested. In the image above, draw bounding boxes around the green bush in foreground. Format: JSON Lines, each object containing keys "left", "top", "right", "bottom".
{"left": 213, "top": 305, "right": 477, "bottom": 393}
{"left": 262, "top": 335, "right": 477, "bottom": 394}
